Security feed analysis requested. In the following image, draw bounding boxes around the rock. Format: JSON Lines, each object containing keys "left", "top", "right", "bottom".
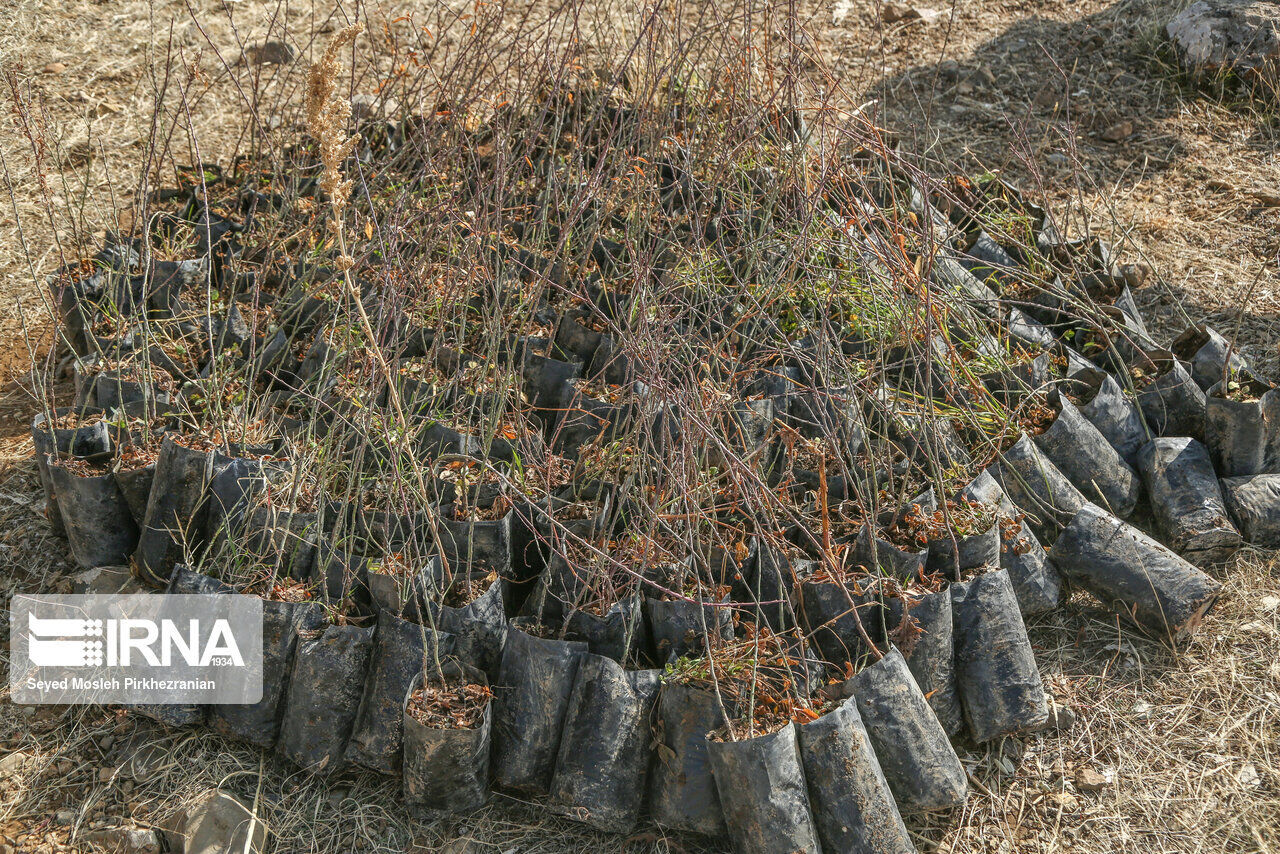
{"left": 55, "top": 810, "right": 76, "bottom": 826}
{"left": 1167, "top": 0, "right": 1280, "bottom": 87}
{"left": 242, "top": 41, "right": 295, "bottom": 65}
{"left": 1101, "top": 120, "right": 1135, "bottom": 142}
{"left": 882, "top": 3, "right": 942, "bottom": 24}
{"left": 71, "top": 566, "right": 144, "bottom": 595}
{"left": 1119, "top": 262, "right": 1152, "bottom": 288}
{"left": 1044, "top": 702, "right": 1077, "bottom": 730}
{"left": 832, "top": 0, "right": 856, "bottom": 25}
{"left": 81, "top": 827, "right": 161, "bottom": 854}
{"left": 439, "top": 841, "right": 480, "bottom": 854}
{"left": 115, "top": 737, "right": 170, "bottom": 782}
{"left": 1075, "top": 767, "right": 1111, "bottom": 792}
{"left": 181, "top": 790, "right": 265, "bottom": 854}
{"left": 0, "top": 752, "right": 33, "bottom": 779}
{"left": 1046, "top": 791, "right": 1079, "bottom": 810}
{"left": 42, "top": 62, "right": 66, "bottom": 74}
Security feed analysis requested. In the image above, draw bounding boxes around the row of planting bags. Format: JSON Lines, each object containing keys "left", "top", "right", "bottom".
{"left": 32, "top": 406, "right": 987, "bottom": 854}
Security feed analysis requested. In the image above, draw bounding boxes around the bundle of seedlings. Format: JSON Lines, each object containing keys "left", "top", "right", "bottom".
{"left": 412, "top": 555, "right": 509, "bottom": 678}
{"left": 206, "top": 565, "right": 327, "bottom": 750}
{"left": 31, "top": 405, "right": 111, "bottom": 536}
{"left": 46, "top": 452, "right": 138, "bottom": 569}
{"left": 73, "top": 357, "right": 177, "bottom": 411}
{"left": 892, "top": 495, "right": 1003, "bottom": 580}
{"left": 1203, "top": 368, "right": 1280, "bottom": 477}
{"left": 699, "top": 632, "right": 827, "bottom": 854}
{"left": 546, "top": 647, "right": 663, "bottom": 833}
{"left": 403, "top": 659, "right": 494, "bottom": 814}
{"left": 430, "top": 487, "right": 517, "bottom": 580}
{"left": 522, "top": 532, "right": 650, "bottom": 665}
{"left": 344, "top": 607, "right": 457, "bottom": 775}
{"left": 490, "top": 618, "right": 589, "bottom": 796}
{"left": 274, "top": 582, "right": 379, "bottom": 773}
{"left": 641, "top": 542, "right": 737, "bottom": 665}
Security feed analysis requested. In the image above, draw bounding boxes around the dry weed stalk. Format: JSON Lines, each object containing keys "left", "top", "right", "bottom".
{"left": 306, "top": 22, "right": 363, "bottom": 237}
{"left": 303, "top": 22, "right": 420, "bottom": 478}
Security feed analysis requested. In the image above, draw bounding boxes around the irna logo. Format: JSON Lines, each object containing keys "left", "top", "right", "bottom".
{"left": 26, "top": 612, "right": 245, "bottom": 668}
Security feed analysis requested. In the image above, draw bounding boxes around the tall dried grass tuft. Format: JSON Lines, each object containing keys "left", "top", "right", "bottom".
{"left": 302, "top": 21, "right": 418, "bottom": 462}
{"left": 306, "top": 22, "right": 364, "bottom": 237}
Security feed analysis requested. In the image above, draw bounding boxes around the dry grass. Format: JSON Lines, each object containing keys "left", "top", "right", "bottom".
{"left": 1, "top": 0, "right": 1278, "bottom": 852}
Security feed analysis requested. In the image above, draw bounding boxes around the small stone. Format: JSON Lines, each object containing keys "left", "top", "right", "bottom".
{"left": 1047, "top": 791, "right": 1079, "bottom": 810}
{"left": 242, "top": 41, "right": 295, "bottom": 65}
{"left": 81, "top": 827, "right": 160, "bottom": 854}
{"left": 0, "top": 753, "right": 33, "bottom": 779}
{"left": 55, "top": 810, "right": 75, "bottom": 826}
{"left": 350, "top": 94, "right": 400, "bottom": 122}
{"left": 99, "top": 767, "right": 116, "bottom": 783}
{"left": 832, "top": 0, "right": 856, "bottom": 25}
{"left": 1044, "top": 702, "right": 1077, "bottom": 730}
{"left": 71, "top": 566, "right": 143, "bottom": 595}
{"left": 1075, "top": 767, "right": 1111, "bottom": 792}
{"left": 42, "top": 62, "right": 66, "bottom": 74}
{"left": 1101, "top": 120, "right": 1135, "bottom": 142}
{"left": 1119, "top": 262, "right": 1152, "bottom": 288}
{"left": 439, "top": 841, "right": 479, "bottom": 854}
{"left": 116, "top": 735, "right": 169, "bottom": 782}
{"left": 882, "top": 3, "right": 942, "bottom": 23}
{"left": 181, "top": 790, "right": 265, "bottom": 854}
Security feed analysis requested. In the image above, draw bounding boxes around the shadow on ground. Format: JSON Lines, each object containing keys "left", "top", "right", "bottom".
{"left": 858, "top": 0, "right": 1280, "bottom": 370}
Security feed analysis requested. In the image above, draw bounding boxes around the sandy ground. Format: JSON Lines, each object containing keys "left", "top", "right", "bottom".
{"left": 0, "top": 0, "right": 1277, "bottom": 852}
